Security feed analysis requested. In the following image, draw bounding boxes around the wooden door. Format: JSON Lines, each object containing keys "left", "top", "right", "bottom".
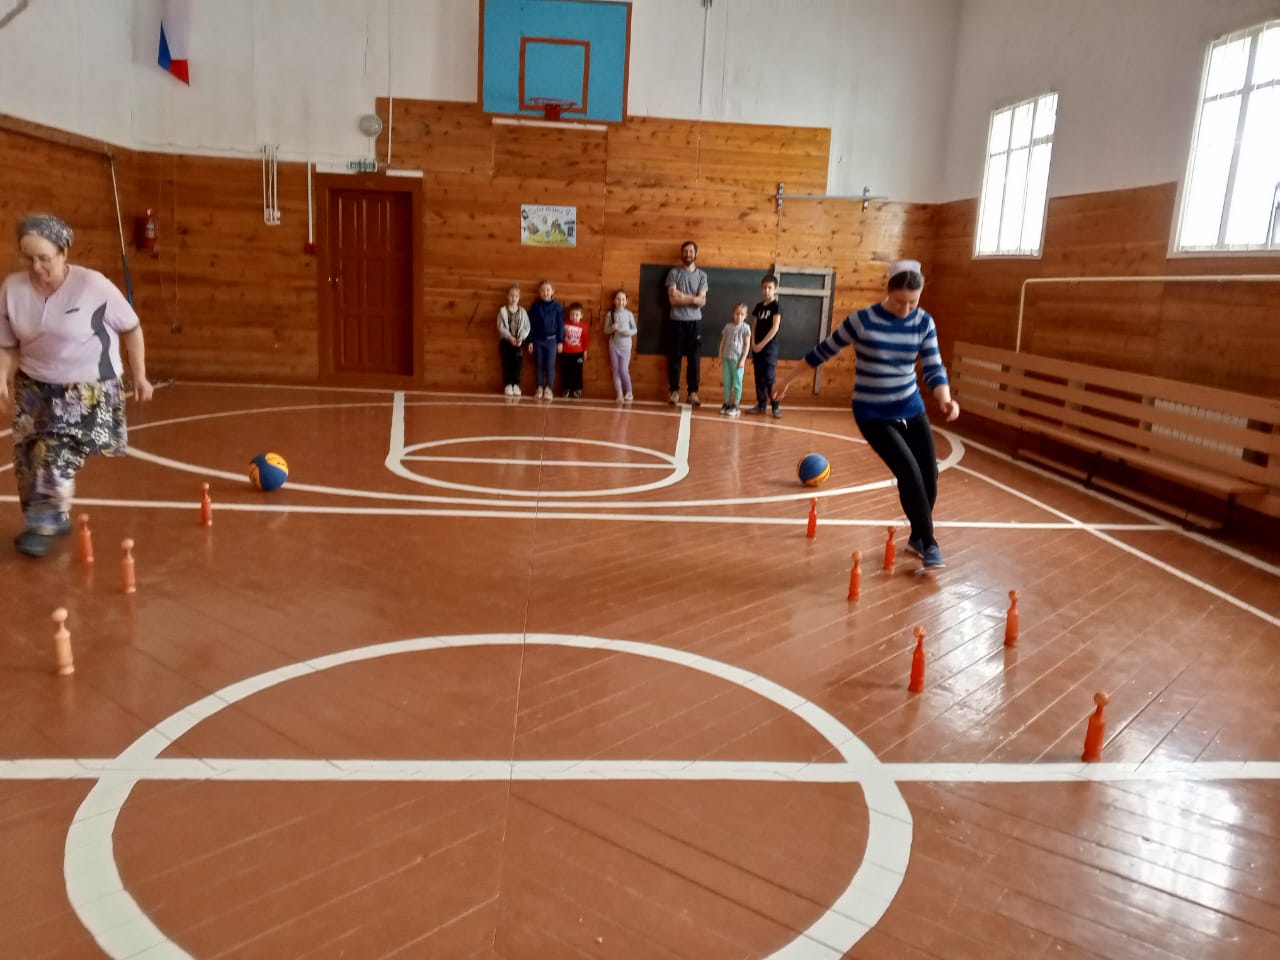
{"left": 317, "top": 176, "right": 422, "bottom": 383}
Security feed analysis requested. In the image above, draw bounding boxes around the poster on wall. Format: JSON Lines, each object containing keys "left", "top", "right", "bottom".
{"left": 521, "top": 204, "right": 577, "bottom": 247}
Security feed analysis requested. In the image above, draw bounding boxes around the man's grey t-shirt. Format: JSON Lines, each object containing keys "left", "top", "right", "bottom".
{"left": 666, "top": 266, "right": 708, "bottom": 322}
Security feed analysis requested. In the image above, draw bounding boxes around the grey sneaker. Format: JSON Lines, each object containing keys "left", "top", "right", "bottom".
{"left": 771, "top": 405, "right": 782, "bottom": 419}
{"left": 745, "top": 404, "right": 767, "bottom": 414}
{"left": 668, "top": 391, "right": 680, "bottom": 405}
{"left": 922, "top": 544, "right": 945, "bottom": 569}
{"left": 905, "top": 537, "right": 925, "bottom": 559}
{"left": 688, "top": 392, "right": 702, "bottom": 407}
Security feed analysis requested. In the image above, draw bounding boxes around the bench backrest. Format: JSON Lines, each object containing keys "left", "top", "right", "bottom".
{"left": 950, "top": 341, "right": 1280, "bottom": 488}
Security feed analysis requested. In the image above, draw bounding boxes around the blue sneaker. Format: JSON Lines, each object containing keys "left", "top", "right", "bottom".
{"left": 15, "top": 528, "right": 55, "bottom": 557}
{"left": 905, "top": 537, "right": 925, "bottom": 559}
{"left": 922, "top": 544, "right": 945, "bottom": 569}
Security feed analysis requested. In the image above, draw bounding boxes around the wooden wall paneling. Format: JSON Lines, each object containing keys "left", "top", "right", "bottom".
{"left": 0, "top": 113, "right": 114, "bottom": 156}
{"left": 928, "top": 181, "right": 1280, "bottom": 397}
{"left": 421, "top": 160, "right": 608, "bottom": 392}
{"left": 696, "top": 122, "right": 829, "bottom": 195}
{"left": 424, "top": 172, "right": 605, "bottom": 278}
{"left": 604, "top": 116, "right": 702, "bottom": 188}
{"left": 376, "top": 98, "right": 494, "bottom": 176}
{"left": 599, "top": 182, "right": 781, "bottom": 401}
{"left": 0, "top": 120, "right": 126, "bottom": 291}
{"left": 923, "top": 199, "right": 980, "bottom": 356}
{"left": 1020, "top": 282, "right": 1164, "bottom": 370}
{"left": 771, "top": 198, "right": 938, "bottom": 400}
{"left": 130, "top": 153, "right": 319, "bottom": 382}
{"left": 1154, "top": 280, "right": 1280, "bottom": 397}
{"left": 120, "top": 148, "right": 179, "bottom": 344}
{"left": 1038, "top": 184, "right": 1177, "bottom": 275}
{"left": 491, "top": 124, "right": 608, "bottom": 182}
{"left": 602, "top": 184, "right": 779, "bottom": 264}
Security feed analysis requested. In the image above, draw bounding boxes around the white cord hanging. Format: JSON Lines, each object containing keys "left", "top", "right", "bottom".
{"left": 261, "top": 144, "right": 281, "bottom": 225}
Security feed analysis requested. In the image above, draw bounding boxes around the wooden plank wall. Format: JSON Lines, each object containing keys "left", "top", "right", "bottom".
{"left": 121, "top": 151, "right": 319, "bottom": 381}
{"left": 927, "top": 183, "right": 1280, "bottom": 398}
{"left": 380, "top": 98, "right": 933, "bottom": 400}
{"left": 0, "top": 117, "right": 319, "bottom": 382}
{"left": 2, "top": 106, "right": 931, "bottom": 401}
{"left": 13, "top": 106, "right": 1271, "bottom": 404}
{"left": 0, "top": 118, "right": 129, "bottom": 294}
{"left": 2, "top": 104, "right": 931, "bottom": 401}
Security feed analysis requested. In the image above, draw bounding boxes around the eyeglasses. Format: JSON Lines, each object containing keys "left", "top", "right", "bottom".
{"left": 21, "top": 253, "right": 62, "bottom": 267}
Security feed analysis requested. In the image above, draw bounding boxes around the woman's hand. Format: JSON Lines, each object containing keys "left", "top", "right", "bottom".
{"left": 939, "top": 399, "right": 960, "bottom": 422}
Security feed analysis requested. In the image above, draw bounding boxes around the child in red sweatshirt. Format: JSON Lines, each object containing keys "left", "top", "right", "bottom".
{"left": 559, "top": 301, "right": 589, "bottom": 398}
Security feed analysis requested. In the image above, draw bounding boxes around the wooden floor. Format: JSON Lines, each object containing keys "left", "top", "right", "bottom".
{"left": 2, "top": 384, "right": 1278, "bottom": 960}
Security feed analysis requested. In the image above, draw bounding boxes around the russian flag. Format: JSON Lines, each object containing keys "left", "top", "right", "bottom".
{"left": 158, "top": 0, "right": 191, "bottom": 85}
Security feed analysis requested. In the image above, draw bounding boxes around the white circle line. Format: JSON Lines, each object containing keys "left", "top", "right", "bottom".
{"left": 112, "top": 396, "right": 901, "bottom": 508}
{"left": 64, "top": 634, "right": 911, "bottom": 960}
{"left": 391, "top": 432, "right": 682, "bottom": 497}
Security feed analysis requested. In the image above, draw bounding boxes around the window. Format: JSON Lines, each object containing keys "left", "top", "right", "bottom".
{"left": 975, "top": 92, "right": 1058, "bottom": 257}
{"left": 1176, "top": 20, "right": 1280, "bottom": 252}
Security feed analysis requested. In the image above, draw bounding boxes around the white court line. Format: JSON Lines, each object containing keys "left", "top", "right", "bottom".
{"left": 0, "top": 393, "right": 879, "bottom": 502}
{"left": 388, "top": 414, "right": 689, "bottom": 497}
{"left": 951, "top": 431, "right": 1280, "bottom": 579}
{"left": 6, "top": 757, "right": 1279, "bottom": 783}
{"left": 940, "top": 433, "right": 1280, "bottom": 626}
{"left": 401, "top": 456, "right": 671, "bottom": 469}
{"left": 125, "top": 444, "right": 891, "bottom": 509}
{"left": 60, "top": 633, "right": 912, "bottom": 960}
{"left": 9, "top": 397, "right": 1271, "bottom": 624}
{"left": 0, "top": 494, "right": 1161, "bottom": 531}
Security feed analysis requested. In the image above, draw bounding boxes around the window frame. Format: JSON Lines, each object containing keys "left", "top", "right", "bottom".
{"left": 1171, "top": 19, "right": 1280, "bottom": 257}
{"left": 973, "top": 91, "right": 1059, "bottom": 260}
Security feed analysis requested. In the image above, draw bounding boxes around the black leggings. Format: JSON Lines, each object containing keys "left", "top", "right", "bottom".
{"left": 857, "top": 413, "right": 939, "bottom": 546}
{"left": 499, "top": 340, "right": 523, "bottom": 386}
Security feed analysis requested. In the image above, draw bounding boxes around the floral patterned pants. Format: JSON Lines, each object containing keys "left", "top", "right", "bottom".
{"left": 11, "top": 371, "right": 127, "bottom": 531}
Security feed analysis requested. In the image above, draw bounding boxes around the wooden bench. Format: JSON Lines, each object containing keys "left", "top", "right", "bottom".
{"left": 950, "top": 341, "right": 1280, "bottom": 528}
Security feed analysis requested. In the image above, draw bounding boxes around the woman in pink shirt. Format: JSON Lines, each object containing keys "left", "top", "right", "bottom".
{"left": 0, "top": 214, "right": 153, "bottom": 557}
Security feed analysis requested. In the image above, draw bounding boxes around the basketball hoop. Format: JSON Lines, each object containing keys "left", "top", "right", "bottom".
{"left": 528, "top": 97, "right": 579, "bottom": 121}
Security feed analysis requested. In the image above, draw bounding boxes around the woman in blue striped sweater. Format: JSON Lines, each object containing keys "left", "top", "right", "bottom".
{"left": 774, "top": 260, "right": 960, "bottom": 568}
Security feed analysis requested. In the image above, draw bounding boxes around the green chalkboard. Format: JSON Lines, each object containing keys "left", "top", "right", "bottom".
{"left": 635, "top": 264, "right": 833, "bottom": 360}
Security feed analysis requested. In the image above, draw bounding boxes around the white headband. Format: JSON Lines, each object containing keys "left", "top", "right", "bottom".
{"left": 888, "top": 259, "right": 922, "bottom": 280}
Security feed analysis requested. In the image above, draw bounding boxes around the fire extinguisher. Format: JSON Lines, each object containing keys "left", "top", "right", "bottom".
{"left": 134, "top": 210, "right": 158, "bottom": 252}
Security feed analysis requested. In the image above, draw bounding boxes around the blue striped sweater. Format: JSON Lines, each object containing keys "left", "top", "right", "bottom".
{"left": 804, "top": 303, "right": 948, "bottom": 421}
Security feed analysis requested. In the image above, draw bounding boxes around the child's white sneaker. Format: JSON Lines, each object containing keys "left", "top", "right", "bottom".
{"left": 512, "top": 385, "right": 521, "bottom": 397}
{"left": 503, "top": 384, "right": 513, "bottom": 396}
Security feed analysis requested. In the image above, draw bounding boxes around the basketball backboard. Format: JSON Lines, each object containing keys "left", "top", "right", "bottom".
{"left": 479, "top": 0, "right": 631, "bottom": 123}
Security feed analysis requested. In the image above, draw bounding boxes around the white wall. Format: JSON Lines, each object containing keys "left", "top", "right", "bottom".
{"left": 941, "top": 0, "right": 1280, "bottom": 202}
{"left": 5, "top": 0, "right": 1275, "bottom": 203}
{"left": 0, "top": 0, "right": 960, "bottom": 201}
{"left": 0, "top": 0, "right": 135, "bottom": 143}
{"left": 629, "top": 0, "right": 960, "bottom": 202}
